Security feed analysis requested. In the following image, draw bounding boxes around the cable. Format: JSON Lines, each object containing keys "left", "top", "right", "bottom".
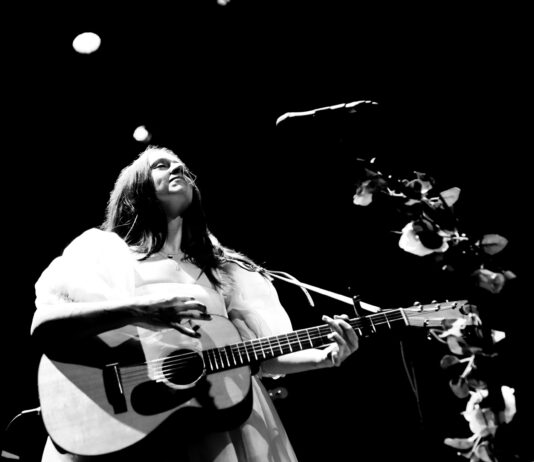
{"left": 1, "top": 407, "right": 41, "bottom": 461}
{"left": 399, "top": 340, "right": 424, "bottom": 425}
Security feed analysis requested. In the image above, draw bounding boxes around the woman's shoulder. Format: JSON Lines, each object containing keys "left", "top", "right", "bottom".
{"left": 212, "top": 242, "right": 272, "bottom": 298}
{"left": 223, "top": 262, "right": 279, "bottom": 306}
{"left": 217, "top": 245, "right": 268, "bottom": 275}
{"left": 62, "top": 228, "right": 128, "bottom": 257}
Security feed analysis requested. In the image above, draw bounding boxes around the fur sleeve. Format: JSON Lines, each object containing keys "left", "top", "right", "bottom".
{"left": 34, "top": 228, "right": 136, "bottom": 308}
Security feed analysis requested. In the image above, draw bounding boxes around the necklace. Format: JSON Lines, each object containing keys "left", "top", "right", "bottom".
{"left": 159, "top": 248, "right": 183, "bottom": 258}
{"left": 157, "top": 250, "right": 183, "bottom": 271}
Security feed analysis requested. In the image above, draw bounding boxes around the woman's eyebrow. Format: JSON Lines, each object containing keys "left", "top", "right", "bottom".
{"left": 149, "top": 157, "right": 171, "bottom": 167}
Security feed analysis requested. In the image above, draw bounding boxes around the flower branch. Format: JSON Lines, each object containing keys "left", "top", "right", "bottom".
{"left": 351, "top": 157, "right": 520, "bottom": 461}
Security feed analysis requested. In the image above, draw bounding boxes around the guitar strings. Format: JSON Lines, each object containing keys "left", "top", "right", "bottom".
{"left": 119, "top": 308, "right": 454, "bottom": 383}
{"left": 116, "top": 310, "right": 425, "bottom": 384}
{"left": 120, "top": 303, "right": 465, "bottom": 384}
{"left": 120, "top": 306, "right": 460, "bottom": 384}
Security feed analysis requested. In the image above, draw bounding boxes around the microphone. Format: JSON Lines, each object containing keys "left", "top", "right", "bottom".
{"left": 276, "top": 100, "right": 378, "bottom": 126}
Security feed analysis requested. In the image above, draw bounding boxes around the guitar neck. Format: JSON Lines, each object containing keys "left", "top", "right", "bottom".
{"left": 202, "top": 308, "right": 408, "bottom": 374}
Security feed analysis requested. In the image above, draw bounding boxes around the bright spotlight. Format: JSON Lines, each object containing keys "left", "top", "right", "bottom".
{"left": 72, "top": 32, "right": 102, "bottom": 54}
{"left": 133, "top": 125, "right": 152, "bottom": 143}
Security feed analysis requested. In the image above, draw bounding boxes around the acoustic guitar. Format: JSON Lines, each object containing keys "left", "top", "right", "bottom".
{"left": 37, "top": 299, "right": 468, "bottom": 456}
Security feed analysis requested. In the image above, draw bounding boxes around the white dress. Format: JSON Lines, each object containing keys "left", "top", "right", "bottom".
{"left": 34, "top": 229, "right": 298, "bottom": 462}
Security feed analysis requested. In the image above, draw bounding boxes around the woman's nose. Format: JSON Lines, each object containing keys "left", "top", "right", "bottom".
{"left": 169, "top": 163, "right": 185, "bottom": 175}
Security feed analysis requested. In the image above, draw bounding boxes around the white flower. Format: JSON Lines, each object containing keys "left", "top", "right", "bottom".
{"left": 500, "top": 385, "right": 516, "bottom": 424}
{"left": 439, "top": 318, "right": 468, "bottom": 338}
{"left": 463, "top": 390, "right": 498, "bottom": 437}
{"left": 353, "top": 193, "right": 373, "bottom": 206}
{"left": 352, "top": 180, "right": 374, "bottom": 206}
{"left": 398, "top": 221, "right": 449, "bottom": 256}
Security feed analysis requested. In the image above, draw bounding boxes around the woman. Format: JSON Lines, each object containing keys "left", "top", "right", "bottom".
{"left": 31, "top": 145, "right": 359, "bottom": 461}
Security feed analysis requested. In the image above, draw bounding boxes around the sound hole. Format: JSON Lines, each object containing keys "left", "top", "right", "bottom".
{"left": 162, "top": 349, "right": 204, "bottom": 386}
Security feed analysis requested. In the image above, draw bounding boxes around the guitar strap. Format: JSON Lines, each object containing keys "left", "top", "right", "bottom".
{"left": 225, "top": 256, "right": 381, "bottom": 313}
{"left": 265, "top": 270, "right": 381, "bottom": 313}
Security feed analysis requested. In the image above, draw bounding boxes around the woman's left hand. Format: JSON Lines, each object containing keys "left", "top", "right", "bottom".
{"left": 322, "top": 314, "right": 359, "bottom": 367}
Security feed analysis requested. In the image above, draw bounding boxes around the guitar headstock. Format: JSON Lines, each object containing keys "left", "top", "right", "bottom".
{"left": 401, "top": 300, "right": 470, "bottom": 328}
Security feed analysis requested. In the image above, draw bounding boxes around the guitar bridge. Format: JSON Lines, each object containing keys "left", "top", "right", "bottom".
{"left": 103, "top": 363, "right": 127, "bottom": 414}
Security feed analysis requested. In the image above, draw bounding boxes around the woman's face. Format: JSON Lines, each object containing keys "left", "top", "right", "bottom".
{"left": 147, "top": 149, "right": 194, "bottom": 214}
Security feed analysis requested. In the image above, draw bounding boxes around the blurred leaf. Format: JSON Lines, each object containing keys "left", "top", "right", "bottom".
{"left": 441, "top": 354, "right": 461, "bottom": 369}
{"left": 440, "top": 186, "right": 461, "bottom": 207}
{"left": 447, "top": 336, "right": 467, "bottom": 355}
{"left": 450, "top": 377, "right": 471, "bottom": 398}
{"left": 444, "top": 435, "right": 476, "bottom": 450}
{"left": 480, "top": 234, "right": 508, "bottom": 255}
{"left": 473, "top": 269, "right": 506, "bottom": 294}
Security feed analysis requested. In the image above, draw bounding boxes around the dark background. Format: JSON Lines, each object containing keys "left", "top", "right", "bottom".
{"left": 2, "top": 2, "right": 531, "bottom": 461}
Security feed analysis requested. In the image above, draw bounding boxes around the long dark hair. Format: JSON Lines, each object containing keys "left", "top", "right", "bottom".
{"left": 101, "top": 145, "right": 231, "bottom": 288}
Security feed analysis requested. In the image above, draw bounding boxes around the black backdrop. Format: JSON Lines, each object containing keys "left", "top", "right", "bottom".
{"left": 2, "top": 3, "right": 531, "bottom": 461}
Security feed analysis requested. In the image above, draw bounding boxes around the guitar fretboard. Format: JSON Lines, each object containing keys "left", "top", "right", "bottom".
{"left": 202, "top": 308, "right": 408, "bottom": 373}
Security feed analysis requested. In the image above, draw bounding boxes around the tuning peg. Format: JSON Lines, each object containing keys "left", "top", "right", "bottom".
{"left": 352, "top": 295, "right": 363, "bottom": 317}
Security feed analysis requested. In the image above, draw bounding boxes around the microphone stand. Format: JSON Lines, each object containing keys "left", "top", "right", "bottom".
{"left": 275, "top": 100, "right": 378, "bottom": 126}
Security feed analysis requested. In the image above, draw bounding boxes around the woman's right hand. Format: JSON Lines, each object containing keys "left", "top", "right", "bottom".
{"left": 133, "top": 295, "right": 210, "bottom": 337}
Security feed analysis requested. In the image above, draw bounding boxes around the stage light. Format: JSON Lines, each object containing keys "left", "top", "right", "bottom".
{"left": 72, "top": 32, "right": 101, "bottom": 54}
{"left": 133, "top": 125, "right": 152, "bottom": 143}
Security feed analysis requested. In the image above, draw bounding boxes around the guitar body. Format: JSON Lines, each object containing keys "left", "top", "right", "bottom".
{"left": 37, "top": 298, "right": 468, "bottom": 458}
{"left": 37, "top": 315, "right": 253, "bottom": 457}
